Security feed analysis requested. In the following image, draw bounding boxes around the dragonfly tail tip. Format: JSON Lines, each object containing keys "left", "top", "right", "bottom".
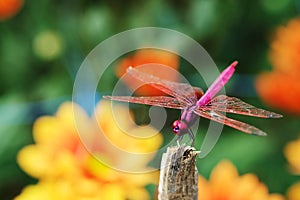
{"left": 231, "top": 61, "right": 238, "bottom": 68}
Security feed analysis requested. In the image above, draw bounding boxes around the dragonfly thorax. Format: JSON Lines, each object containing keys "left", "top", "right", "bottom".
{"left": 193, "top": 87, "right": 204, "bottom": 100}
{"left": 172, "top": 120, "right": 188, "bottom": 135}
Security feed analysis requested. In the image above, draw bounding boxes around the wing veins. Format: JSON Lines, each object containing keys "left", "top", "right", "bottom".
{"left": 103, "top": 96, "right": 187, "bottom": 109}
{"left": 203, "top": 95, "right": 282, "bottom": 118}
{"left": 193, "top": 109, "right": 267, "bottom": 136}
{"left": 127, "top": 67, "right": 198, "bottom": 105}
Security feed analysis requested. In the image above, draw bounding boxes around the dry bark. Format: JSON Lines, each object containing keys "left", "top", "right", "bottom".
{"left": 158, "top": 145, "right": 199, "bottom": 200}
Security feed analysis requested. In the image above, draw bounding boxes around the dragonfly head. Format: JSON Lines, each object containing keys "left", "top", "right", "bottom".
{"left": 172, "top": 120, "right": 188, "bottom": 135}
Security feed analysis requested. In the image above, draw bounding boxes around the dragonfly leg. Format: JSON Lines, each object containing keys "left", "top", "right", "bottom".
{"left": 176, "top": 135, "right": 183, "bottom": 146}
{"left": 176, "top": 129, "right": 195, "bottom": 146}
{"left": 187, "top": 128, "right": 195, "bottom": 146}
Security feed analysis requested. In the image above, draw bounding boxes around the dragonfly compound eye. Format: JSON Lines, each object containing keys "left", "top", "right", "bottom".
{"left": 172, "top": 120, "right": 188, "bottom": 135}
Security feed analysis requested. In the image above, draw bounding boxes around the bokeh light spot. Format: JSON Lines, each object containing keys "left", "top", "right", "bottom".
{"left": 33, "top": 30, "right": 64, "bottom": 61}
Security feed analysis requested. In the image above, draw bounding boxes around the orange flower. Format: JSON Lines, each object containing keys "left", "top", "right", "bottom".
{"left": 0, "top": 0, "right": 23, "bottom": 21}
{"left": 198, "top": 160, "right": 285, "bottom": 200}
{"left": 16, "top": 101, "right": 163, "bottom": 199}
{"left": 115, "top": 49, "right": 179, "bottom": 96}
{"left": 255, "top": 71, "right": 300, "bottom": 115}
{"left": 269, "top": 18, "right": 300, "bottom": 75}
{"left": 255, "top": 17, "right": 300, "bottom": 115}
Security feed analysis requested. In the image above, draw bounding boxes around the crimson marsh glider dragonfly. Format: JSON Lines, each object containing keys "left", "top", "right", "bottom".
{"left": 104, "top": 61, "right": 282, "bottom": 143}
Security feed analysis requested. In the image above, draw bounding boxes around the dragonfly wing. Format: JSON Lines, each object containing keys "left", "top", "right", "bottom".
{"left": 103, "top": 96, "right": 187, "bottom": 109}
{"left": 127, "top": 67, "right": 199, "bottom": 105}
{"left": 193, "top": 109, "right": 267, "bottom": 136}
{"left": 204, "top": 95, "right": 282, "bottom": 118}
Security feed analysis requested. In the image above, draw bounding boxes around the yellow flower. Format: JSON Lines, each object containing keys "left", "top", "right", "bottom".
{"left": 287, "top": 182, "right": 300, "bottom": 200}
{"left": 16, "top": 101, "right": 163, "bottom": 200}
{"left": 198, "top": 160, "right": 285, "bottom": 200}
{"left": 284, "top": 136, "right": 300, "bottom": 200}
{"left": 284, "top": 136, "right": 300, "bottom": 174}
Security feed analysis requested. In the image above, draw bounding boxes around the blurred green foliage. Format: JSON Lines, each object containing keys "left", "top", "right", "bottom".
{"left": 1, "top": 0, "right": 300, "bottom": 199}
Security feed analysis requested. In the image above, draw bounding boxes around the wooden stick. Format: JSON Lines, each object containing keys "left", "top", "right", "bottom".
{"left": 158, "top": 145, "right": 199, "bottom": 200}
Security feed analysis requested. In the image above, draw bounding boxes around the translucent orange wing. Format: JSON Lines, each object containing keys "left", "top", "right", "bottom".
{"left": 127, "top": 67, "right": 199, "bottom": 105}
{"left": 203, "top": 95, "right": 282, "bottom": 118}
{"left": 193, "top": 108, "right": 267, "bottom": 136}
{"left": 103, "top": 96, "right": 187, "bottom": 109}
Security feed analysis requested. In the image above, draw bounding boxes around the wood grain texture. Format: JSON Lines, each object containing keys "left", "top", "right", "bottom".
{"left": 158, "top": 145, "right": 199, "bottom": 200}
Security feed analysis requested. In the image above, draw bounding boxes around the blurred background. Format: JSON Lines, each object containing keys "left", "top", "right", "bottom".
{"left": 1, "top": 0, "right": 300, "bottom": 199}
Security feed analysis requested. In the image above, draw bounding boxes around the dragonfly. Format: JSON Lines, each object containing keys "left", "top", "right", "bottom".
{"left": 103, "top": 61, "right": 282, "bottom": 144}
